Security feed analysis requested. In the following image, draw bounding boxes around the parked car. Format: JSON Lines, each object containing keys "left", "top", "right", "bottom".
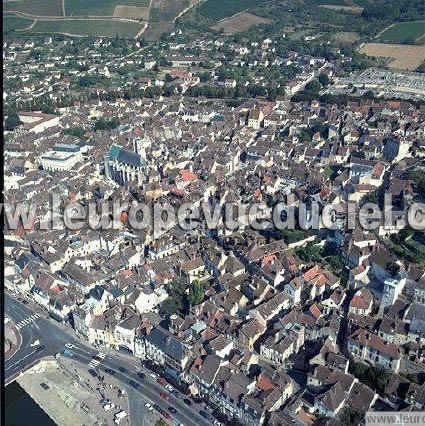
{"left": 88, "top": 369, "right": 98, "bottom": 378}
{"left": 200, "top": 410, "right": 210, "bottom": 419}
{"left": 149, "top": 373, "right": 158, "bottom": 380}
{"left": 137, "top": 372, "right": 145, "bottom": 379}
{"left": 168, "top": 406, "right": 177, "bottom": 414}
{"left": 160, "top": 392, "right": 170, "bottom": 401}
{"left": 165, "top": 384, "right": 174, "bottom": 392}
{"left": 129, "top": 380, "right": 139, "bottom": 389}
{"left": 157, "top": 377, "right": 166, "bottom": 386}
{"left": 183, "top": 398, "right": 192, "bottom": 406}
{"left": 63, "top": 349, "right": 73, "bottom": 357}
{"left": 105, "top": 368, "right": 115, "bottom": 375}
{"left": 161, "top": 410, "right": 170, "bottom": 419}
{"left": 144, "top": 403, "right": 154, "bottom": 412}
{"left": 118, "top": 367, "right": 127, "bottom": 373}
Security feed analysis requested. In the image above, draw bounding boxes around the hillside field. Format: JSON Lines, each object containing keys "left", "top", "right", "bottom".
{"left": 65, "top": 0, "right": 150, "bottom": 16}
{"left": 197, "top": 0, "right": 269, "bottom": 21}
{"left": 3, "top": 15, "right": 34, "bottom": 31}
{"left": 377, "top": 21, "right": 425, "bottom": 43}
{"left": 30, "top": 19, "right": 144, "bottom": 37}
{"left": 3, "top": 0, "right": 63, "bottom": 16}
{"left": 360, "top": 42, "right": 425, "bottom": 71}
{"left": 211, "top": 12, "right": 274, "bottom": 34}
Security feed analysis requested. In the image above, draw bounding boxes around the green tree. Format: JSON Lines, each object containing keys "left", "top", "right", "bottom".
{"left": 161, "top": 279, "right": 188, "bottom": 316}
{"left": 63, "top": 126, "right": 86, "bottom": 139}
{"left": 323, "top": 165, "right": 333, "bottom": 179}
{"left": 5, "top": 113, "right": 22, "bottom": 131}
{"left": 188, "top": 280, "right": 204, "bottom": 307}
{"left": 318, "top": 73, "right": 330, "bottom": 86}
{"left": 305, "top": 79, "right": 321, "bottom": 93}
{"left": 340, "top": 407, "right": 363, "bottom": 426}
{"left": 299, "top": 130, "right": 312, "bottom": 143}
{"left": 164, "top": 73, "right": 174, "bottom": 82}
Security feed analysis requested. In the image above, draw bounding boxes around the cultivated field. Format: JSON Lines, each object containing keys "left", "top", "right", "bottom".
{"left": 142, "top": 20, "right": 173, "bottom": 40}
{"left": 3, "top": 0, "right": 197, "bottom": 40}
{"left": 211, "top": 12, "right": 274, "bottom": 34}
{"left": 30, "top": 19, "right": 144, "bottom": 37}
{"left": 360, "top": 42, "right": 425, "bottom": 71}
{"left": 319, "top": 4, "right": 363, "bottom": 14}
{"left": 330, "top": 31, "right": 360, "bottom": 44}
{"left": 377, "top": 21, "right": 425, "bottom": 43}
{"left": 160, "top": 0, "right": 190, "bottom": 21}
{"left": 3, "top": 14, "right": 34, "bottom": 31}
{"left": 197, "top": 0, "right": 269, "bottom": 21}
{"left": 3, "top": 0, "right": 63, "bottom": 16}
{"left": 302, "top": 0, "right": 349, "bottom": 5}
{"left": 113, "top": 5, "right": 151, "bottom": 19}
{"left": 65, "top": 0, "right": 150, "bottom": 16}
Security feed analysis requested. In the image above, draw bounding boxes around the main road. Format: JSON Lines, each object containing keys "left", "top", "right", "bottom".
{"left": 4, "top": 292, "right": 213, "bottom": 426}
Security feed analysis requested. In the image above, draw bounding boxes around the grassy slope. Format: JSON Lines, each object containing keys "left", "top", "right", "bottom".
{"left": 3, "top": 0, "right": 63, "bottom": 16}
{"left": 30, "top": 19, "right": 143, "bottom": 37}
{"left": 3, "top": 15, "right": 34, "bottom": 31}
{"left": 65, "top": 0, "right": 150, "bottom": 16}
{"left": 378, "top": 21, "right": 425, "bottom": 42}
{"left": 197, "top": 0, "right": 270, "bottom": 21}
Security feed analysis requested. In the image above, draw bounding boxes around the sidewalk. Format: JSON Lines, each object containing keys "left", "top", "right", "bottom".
{"left": 5, "top": 321, "right": 22, "bottom": 361}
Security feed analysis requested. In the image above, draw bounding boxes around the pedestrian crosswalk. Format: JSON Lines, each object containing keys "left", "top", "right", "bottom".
{"left": 16, "top": 313, "right": 40, "bottom": 329}
{"left": 89, "top": 359, "right": 100, "bottom": 368}
{"left": 88, "top": 352, "right": 106, "bottom": 368}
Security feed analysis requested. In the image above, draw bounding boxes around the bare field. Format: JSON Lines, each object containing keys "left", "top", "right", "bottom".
{"left": 211, "top": 12, "right": 274, "bottom": 34}
{"left": 113, "top": 5, "right": 151, "bottom": 19}
{"left": 360, "top": 42, "right": 425, "bottom": 71}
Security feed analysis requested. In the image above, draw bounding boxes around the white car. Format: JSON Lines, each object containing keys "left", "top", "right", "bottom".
{"left": 165, "top": 384, "right": 174, "bottom": 392}
{"left": 144, "top": 402, "right": 154, "bottom": 412}
{"left": 65, "top": 343, "right": 74, "bottom": 349}
{"left": 213, "top": 421, "right": 222, "bottom": 426}
{"left": 149, "top": 373, "right": 158, "bottom": 380}
{"left": 103, "top": 403, "right": 114, "bottom": 411}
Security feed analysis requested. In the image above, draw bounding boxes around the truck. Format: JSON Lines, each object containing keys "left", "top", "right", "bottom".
{"left": 113, "top": 410, "right": 128, "bottom": 424}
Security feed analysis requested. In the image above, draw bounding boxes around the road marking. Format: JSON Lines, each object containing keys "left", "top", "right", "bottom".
{"left": 89, "top": 359, "right": 100, "bottom": 368}
{"left": 16, "top": 313, "right": 40, "bottom": 329}
{"left": 97, "top": 352, "right": 106, "bottom": 359}
{"left": 5, "top": 348, "right": 39, "bottom": 371}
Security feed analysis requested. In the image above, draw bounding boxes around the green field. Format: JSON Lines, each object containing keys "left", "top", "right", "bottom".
{"left": 197, "top": 0, "right": 269, "bottom": 21}
{"left": 303, "top": 0, "right": 348, "bottom": 5}
{"left": 3, "top": 0, "right": 63, "bottom": 16}
{"left": 378, "top": 21, "right": 425, "bottom": 43}
{"left": 143, "top": 21, "right": 173, "bottom": 41}
{"left": 30, "top": 19, "right": 144, "bottom": 37}
{"left": 65, "top": 0, "right": 150, "bottom": 16}
{"left": 160, "top": 0, "right": 190, "bottom": 21}
{"left": 3, "top": 15, "right": 34, "bottom": 32}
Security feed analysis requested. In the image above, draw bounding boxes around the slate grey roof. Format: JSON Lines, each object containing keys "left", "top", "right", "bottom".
{"left": 146, "top": 327, "right": 187, "bottom": 362}
{"left": 117, "top": 149, "right": 146, "bottom": 167}
{"left": 109, "top": 144, "right": 147, "bottom": 167}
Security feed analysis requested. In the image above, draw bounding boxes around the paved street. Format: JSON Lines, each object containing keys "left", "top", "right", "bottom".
{"left": 5, "top": 292, "right": 213, "bottom": 426}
